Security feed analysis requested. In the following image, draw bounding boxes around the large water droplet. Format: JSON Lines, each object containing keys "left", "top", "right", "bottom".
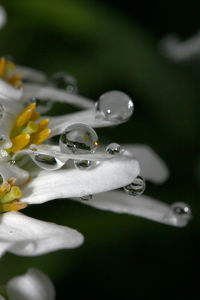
{"left": 106, "top": 143, "right": 121, "bottom": 155}
{"left": 31, "top": 153, "right": 65, "bottom": 171}
{"left": 74, "top": 159, "right": 92, "bottom": 170}
{"left": 95, "top": 91, "right": 134, "bottom": 122}
{"left": 0, "top": 104, "right": 4, "bottom": 119}
{"left": 49, "top": 72, "right": 78, "bottom": 94}
{"left": 123, "top": 176, "right": 146, "bottom": 196}
{"left": 59, "top": 123, "right": 98, "bottom": 154}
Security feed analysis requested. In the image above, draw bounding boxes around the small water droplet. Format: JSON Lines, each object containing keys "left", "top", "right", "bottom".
{"left": 164, "top": 202, "right": 192, "bottom": 226}
{"left": 60, "top": 123, "right": 98, "bottom": 154}
{"left": 81, "top": 194, "right": 93, "bottom": 201}
{"left": 0, "top": 104, "right": 4, "bottom": 119}
{"left": 171, "top": 202, "right": 191, "bottom": 217}
{"left": 49, "top": 72, "right": 78, "bottom": 94}
{"left": 27, "top": 97, "right": 53, "bottom": 114}
{"left": 74, "top": 159, "right": 92, "bottom": 170}
{"left": 106, "top": 143, "right": 121, "bottom": 155}
{"left": 95, "top": 91, "right": 134, "bottom": 122}
{"left": 31, "top": 153, "right": 65, "bottom": 171}
{"left": 123, "top": 176, "right": 146, "bottom": 196}
{"left": 8, "top": 159, "right": 15, "bottom": 165}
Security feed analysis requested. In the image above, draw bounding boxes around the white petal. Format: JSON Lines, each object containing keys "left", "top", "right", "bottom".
{"left": 0, "top": 163, "right": 29, "bottom": 185}
{"left": 15, "top": 65, "right": 47, "bottom": 84}
{"left": 79, "top": 190, "right": 190, "bottom": 227}
{"left": 123, "top": 144, "right": 169, "bottom": 183}
{"left": 0, "top": 6, "right": 6, "bottom": 29}
{"left": 0, "top": 296, "right": 6, "bottom": 300}
{"left": 23, "top": 83, "right": 94, "bottom": 109}
{"left": 0, "top": 79, "right": 22, "bottom": 101}
{"left": 7, "top": 268, "right": 55, "bottom": 300}
{"left": 22, "top": 153, "right": 140, "bottom": 204}
{"left": 0, "top": 212, "right": 84, "bottom": 257}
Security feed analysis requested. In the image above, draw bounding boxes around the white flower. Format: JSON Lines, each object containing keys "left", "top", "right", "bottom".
{"left": 0, "top": 57, "right": 191, "bottom": 258}
{"left": 0, "top": 268, "right": 55, "bottom": 300}
{"left": 0, "top": 6, "right": 6, "bottom": 29}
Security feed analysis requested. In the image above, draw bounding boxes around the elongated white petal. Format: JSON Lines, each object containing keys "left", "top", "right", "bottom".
{"left": 0, "top": 163, "right": 29, "bottom": 185}
{"left": 48, "top": 110, "right": 118, "bottom": 137}
{"left": 22, "top": 153, "right": 140, "bottom": 204}
{"left": 0, "top": 212, "right": 84, "bottom": 257}
{"left": 123, "top": 144, "right": 169, "bottom": 183}
{"left": 0, "top": 295, "right": 6, "bottom": 300}
{"left": 0, "top": 79, "right": 22, "bottom": 101}
{"left": 79, "top": 190, "right": 190, "bottom": 227}
{"left": 23, "top": 83, "right": 94, "bottom": 109}
{"left": 7, "top": 268, "right": 55, "bottom": 300}
{"left": 0, "top": 6, "right": 6, "bottom": 29}
{"left": 15, "top": 65, "right": 47, "bottom": 84}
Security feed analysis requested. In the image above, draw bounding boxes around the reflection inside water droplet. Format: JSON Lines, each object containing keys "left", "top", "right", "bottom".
{"left": 31, "top": 153, "right": 65, "bottom": 171}
{"left": 123, "top": 176, "right": 146, "bottom": 196}
{"left": 106, "top": 143, "right": 121, "bottom": 155}
{"left": 74, "top": 159, "right": 92, "bottom": 170}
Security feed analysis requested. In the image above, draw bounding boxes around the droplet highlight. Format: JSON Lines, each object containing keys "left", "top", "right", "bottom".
{"left": 106, "top": 143, "right": 121, "bottom": 155}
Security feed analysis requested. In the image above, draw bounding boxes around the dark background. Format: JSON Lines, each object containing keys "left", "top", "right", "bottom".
{"left": 0, "top": 1, "right": 199, "bottom": 299}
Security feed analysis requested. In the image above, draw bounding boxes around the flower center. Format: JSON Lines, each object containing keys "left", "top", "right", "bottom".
{"left": 0, "top": 177, "right": 26, "bottom": 213}
{"left": 0, "top": 57, "right": 22, "bottom": 88}
{"left": 7, "top": 102, "right": 51, "bottom": 153}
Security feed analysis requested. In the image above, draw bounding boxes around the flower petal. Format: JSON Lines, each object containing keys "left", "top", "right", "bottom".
{"left": 23, "top": 83, "right": 94, "bottom": 109}
{"left": 48, "top": 110, "right": 119, "bottom": 137}
{"left": 15, "top": 65, "right": 47, "bottom": 84}
{"left": 0, "top": 212, "right": 84, "bottom": 257}
{"left": 22, "top": 153, "right": 140, "bottom": 204}
{"left": 0, "top": 6, "right": 6, "bottom": 29}
{"left": 123, "top": 144, "right": 169, "bottom": 183}
{"left": 0, "top": 163, "right": 29, "bottom": 185}
{"left": 0, "top": 295, "right": 6, "bottom": 300}
{"left": 78, "top": 190, "right": 190, "bottom": 227}
{"left": 0, "top": 79, "right": 22, "bottom": 101}
{"left": 7, "top": 268, "right": 55, "bottom": 300}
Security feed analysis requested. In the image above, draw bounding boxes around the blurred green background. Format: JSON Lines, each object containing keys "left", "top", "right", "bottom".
{"left": 0, "top": 0, "right": 199, "bottom": 299}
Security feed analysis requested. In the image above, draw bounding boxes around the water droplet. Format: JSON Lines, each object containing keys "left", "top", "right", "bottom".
{"left": 8, "top": 159, "right": 15, "bottom": 165}
{"left": 31, "top": 153, "right": 65, "bottom": 171}
{"left": 0, "top": 104, "right": 4, "bottom": 119}
{"left": 123, "top": 176, "right": 146, "bottom": 196}
{"left": 27, "top": 97, "right": 53, "bottom": 114}
{"left": 164, "top": 202, "right": 192, "bottom": 226}
{"left": 106, "top": 143, "right": 121, "bottom": 155}
{"left": 95, "top": 91, "right": 134, "bottom": 122}
{"left": 0, "top": 149, "right": 8, "bottom": 162}
{"left": 60, "top": 123, "right": 98, "bottom": 154}
{"left": 49, "top": 72, "right": 78, "bottom": 94}
{"left": 81, "top": 194, "right": 93, "bottom": 201}
{"left": 74, "top": 159, "right": 92, "bottom": 170}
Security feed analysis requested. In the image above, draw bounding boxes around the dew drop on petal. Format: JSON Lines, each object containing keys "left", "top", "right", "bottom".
{"left": 28, "top": 96, "right": 53, "bottom": 114}
{"left": 123, "top": 176, "right": 146, "bottom": 196}
{"left": 95, "top": 91, "right": 134, "bottom": 122}
{"left": 81, "top": 194, "right": 93, "bottom": 201}
{"left": 49, "top": 72, "right": 78, "bottom": 94}
{"left": 106, "top": 143, "right": 121, "bottom": 155}
{"left": 60, "top": 123, "right": 98, "bottom": 154}
{"left": 163, "top": 202, "right": 192, "bottom": 226}
{"left": 31, "top": 153, "right": 65, "bottom": 171}
{"left": 74, "top": 159, "right": 92, "bottom": 170}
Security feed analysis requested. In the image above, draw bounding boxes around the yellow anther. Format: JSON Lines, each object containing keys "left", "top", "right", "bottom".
{"left": 21, "top": 121, "right": 39, "bottom": 135}
{"left": 15, "top": 103, "right": 36, "bottom": 128}
{"left": 3, "top": 61, "right": 16, "bottom": 78}
{"left": 0, "top": 186, "right": 22, "bottom": 204}
{"left": 38, "top": 119, "right": 49, "bottom": 131}
{"left": 7, "top": 72, "right": 23, "bottom": 88}
{"left": 31, "top": 128, "right": 51, "bottom": 145}
{"left": 0, "top": 182, "right": 11, "bottom": 199}
{"left": 30, "top": 111, "right": 40, "bottom": 121}
{"left": 0, "top": 57, "right": 6, "bottom": 77}
{"left": 0, "top": 200, "right": 27, "bottom": 213}
{"left": 7, "top": 177, "right": 17, "bottom": 187}
{"left": 9, "top": 133, "right": 30, "bottom": 153}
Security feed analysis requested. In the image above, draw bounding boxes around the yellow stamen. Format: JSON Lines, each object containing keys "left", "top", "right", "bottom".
{"left": 0, "top": 182, "right": 11, "bottom": 199}
{"left": 21, "top": 121, "right": 39, "bottom": 135}
{"left": 0, "top": 200, "right": 27, "bottom": 213}
{"left": 30, "top": 111, "right": 40, "bottom": 121}
{"left": 3, "top": 61, "right": 16, "bottom": 78}
{"left": 37, "top": 119, "right": 49, "bottom": 131}
{"left": 15, "top": 103, "right": 36, "bottom": 128}
{"left": 7, "top": 72, "right": 23, "bottom": 87}
{"left": 7, "top": 177, "right": 17, "bottom": 187}
{"left": 0, "top": 57, "right": 6, "bottom": 77}
{"left": 31, "top": 128, "right": 51, "bottom": 145}
{"left": 9, "top": 133, "right": 30, "bottom": 153}
{"left": 1, "top": 186, "right": 22, "bottom": 204}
